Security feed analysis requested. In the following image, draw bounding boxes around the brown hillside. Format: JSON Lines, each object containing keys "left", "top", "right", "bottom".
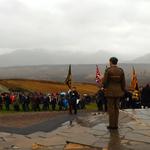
{"left": 0, "top": 79, "right": 99, "bottom": 95}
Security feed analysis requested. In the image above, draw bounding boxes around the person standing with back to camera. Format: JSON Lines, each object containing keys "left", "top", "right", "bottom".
{"left": 103, "top": 57, "right": 126, "bottom": 130}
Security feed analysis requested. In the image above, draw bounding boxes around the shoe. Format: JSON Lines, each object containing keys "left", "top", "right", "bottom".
{"left": 107, "top": 126, "right": 118, "bottom": 130}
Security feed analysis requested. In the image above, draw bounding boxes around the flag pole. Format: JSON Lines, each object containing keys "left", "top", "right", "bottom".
{"left": 65, "top": 64, "right": 72, "bottom": 89}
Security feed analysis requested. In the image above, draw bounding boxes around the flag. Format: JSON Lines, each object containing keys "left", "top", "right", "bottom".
{"left": 65, "top": 64, "right": 72, "bottom": 89}
{"left": 96, "top": 65, "right": 103, "bottom": 84}
{"left": 130, "top": 66, "right": 139, "bottom": 91}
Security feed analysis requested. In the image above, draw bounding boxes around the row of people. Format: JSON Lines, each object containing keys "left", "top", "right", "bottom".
{"left": 1, "top": 84, "right": 149, "bottom": 113}
{"left": 0, "top": 87, "right": 87, "bottom": 114}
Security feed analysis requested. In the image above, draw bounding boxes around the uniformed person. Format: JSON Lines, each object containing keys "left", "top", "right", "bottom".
{"left": 68, "top": 87, "right": 80, "bottom": 115}
{"left": 103, "top": 57, "right": 126, "bottom": 129}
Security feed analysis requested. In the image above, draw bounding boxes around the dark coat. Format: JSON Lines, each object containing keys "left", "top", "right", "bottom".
{"left": 69, "top": 90, "right": 79, "bottom": 105}
{"left": 141, "top": 85, "right": 150, "bottom": 104}
{"left": 5, "top": 96, "right": 10, "bottom": 105}
{"left": 103, "top": 65, "right": 126, "bottom": 98}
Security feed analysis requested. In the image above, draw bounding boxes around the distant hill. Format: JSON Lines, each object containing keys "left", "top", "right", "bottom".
{"left": 133, "top": 53, "right": 150, "bottom": 63}
{"left": 0, "top": 49, "right": 123, "bottom": 67}
{"left": 0, "top": 64, "right": 149, "bottom": 86}
{"left": 0, "top": 49, "right": 149, "bottom": 67}
{"left": 0, "top": 79, "right": 99, "bottom": 94}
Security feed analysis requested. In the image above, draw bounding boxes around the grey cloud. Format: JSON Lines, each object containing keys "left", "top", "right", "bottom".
{"left": 0, "top": 0, "right": 150, "bottom": 58}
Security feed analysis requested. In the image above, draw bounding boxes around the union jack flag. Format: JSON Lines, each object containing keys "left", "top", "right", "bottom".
{"left": 96, "top": 65, "right": 103, "bottom": 84}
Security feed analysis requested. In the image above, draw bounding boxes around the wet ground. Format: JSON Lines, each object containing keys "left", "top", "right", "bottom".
{"left": 0, "top": 109, "right": 150, "bottom": 150}
{"left": 0, "top": 113, "right": 74, "bottom": 135}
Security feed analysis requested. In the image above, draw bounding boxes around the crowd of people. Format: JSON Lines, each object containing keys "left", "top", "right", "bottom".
{"left": 96, "top": 84, "right": 150, "bottom": 111}
{"left": 0, "top": 87, "right": 88, "bottom": 114}
{"left": 0, "top": 84, "right": 149, "bottom": 113}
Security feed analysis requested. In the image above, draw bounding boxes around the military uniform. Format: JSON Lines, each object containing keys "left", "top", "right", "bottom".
{"left": 103, "top": 65, "right": 126, "bottom": 129}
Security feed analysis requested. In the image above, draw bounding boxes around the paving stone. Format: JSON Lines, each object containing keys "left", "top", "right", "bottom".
{"left": 125, "top": 132, "right": 150, "bottom": 143}
{"left": 66, "top": 133, "right": 100, "bottom": 148}
{"left": 27, "top": 132, "right": 48, "bottom": 139}
{"left": 92, "top": 123, "right": 108, "bottom": 131}
{"left": 0, "top": 132, "right": 11, "bottom": 137}
{"left": 1, "top": 109, "right": 150, "bottom": 149}
{"left": 88, "top": 129, "right": 108, "bottom": 137}
{"left": 4, "top": 134, "right": 33, "bottom": 149}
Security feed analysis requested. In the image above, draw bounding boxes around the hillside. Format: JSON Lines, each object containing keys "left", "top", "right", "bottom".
{"left": 0, "top": 64, "right": 150, "bottom": 86}
{"left": 0, "top": 79, "right": 99, "bottom": 95}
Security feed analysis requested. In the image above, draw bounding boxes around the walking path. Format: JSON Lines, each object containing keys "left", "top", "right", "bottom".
{"left": 0, "top": 109, "right": 150, "bottom": 150}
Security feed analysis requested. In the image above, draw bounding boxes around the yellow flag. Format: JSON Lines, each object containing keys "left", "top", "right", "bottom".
{"left": 130, "top": 66, "right": 139, "bottom": 91}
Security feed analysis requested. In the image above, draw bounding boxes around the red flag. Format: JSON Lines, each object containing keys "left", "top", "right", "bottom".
{"left": 96, "top": 65, "right": 103, "bottom": 84}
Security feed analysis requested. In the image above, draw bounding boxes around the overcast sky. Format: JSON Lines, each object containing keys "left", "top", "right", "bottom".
{"left": 0, "top": 0, "right": 150, "bottom": 58}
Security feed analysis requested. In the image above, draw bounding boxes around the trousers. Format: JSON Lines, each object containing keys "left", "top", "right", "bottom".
{"left": 107, "top": 98, "right": 120, "bottom": 128}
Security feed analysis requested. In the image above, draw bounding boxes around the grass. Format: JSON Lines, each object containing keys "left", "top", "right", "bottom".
{"left": 85, "top": 103, "right": 97, "bottom": 111}
{"left": 0, "top": 104, "right": 59, "bottom": 112}
{"left": 0, "top": 103, "right": 98, "bottom": 115}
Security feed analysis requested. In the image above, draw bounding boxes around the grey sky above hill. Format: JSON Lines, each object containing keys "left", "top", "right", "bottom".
{"left": 0, "top": 49, "right": 149, "bottom": 67}
{"left": 0, "top": 0, "right": 150, "bottom": 59}
{"left": 0, "top": 49, "right": 123, "bottom": 66}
